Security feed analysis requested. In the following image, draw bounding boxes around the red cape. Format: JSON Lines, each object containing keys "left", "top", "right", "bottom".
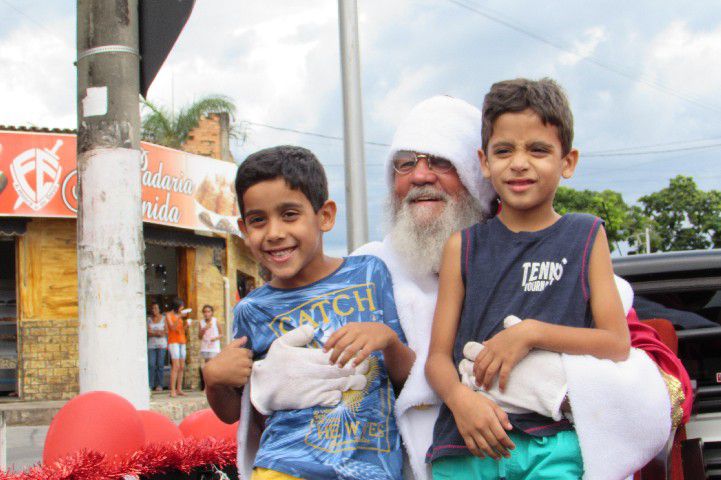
{"left": 628, "top": 308, "right": 693, "bottom": 424}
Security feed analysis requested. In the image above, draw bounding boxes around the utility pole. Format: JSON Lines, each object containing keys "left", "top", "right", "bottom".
{"left": 76, "top": 0, "right": 148, "bottom": 408}
{"left": 338, "top": 0, "right": 368, "bottom": 252}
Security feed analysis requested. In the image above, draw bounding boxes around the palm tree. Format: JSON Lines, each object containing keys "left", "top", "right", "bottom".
{"left": 141, "top": 95, "right": 238, "bottom": 148}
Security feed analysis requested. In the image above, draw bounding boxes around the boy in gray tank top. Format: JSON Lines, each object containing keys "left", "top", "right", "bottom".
{"left": 425, "top": 78, "right": 631, "bottom": 479}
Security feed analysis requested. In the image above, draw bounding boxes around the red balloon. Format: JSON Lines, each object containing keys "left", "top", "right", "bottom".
{"left": 179, "top": 408, "right": 238, "bottom": 440}
{"left": 43, "top": 391, "right": 145, "bottom": 464}
{"left": 138, "top": 410, "right": 183, "bottom": 445}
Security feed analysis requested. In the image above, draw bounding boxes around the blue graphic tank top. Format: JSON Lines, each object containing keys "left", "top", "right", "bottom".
{"left": 428, "top": 213, "right": 603, "bottom": 462}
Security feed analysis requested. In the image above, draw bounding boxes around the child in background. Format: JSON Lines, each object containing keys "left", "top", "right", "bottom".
{"left": 147, "top": 301, "right": 168, "bottom": 392}
{"left": 426, "top": 78, "right": 630, "bottom": 479}
{"left": 199, "top": 304, "right": 223, "bottom": 363}
{"left": 166, "top": 297, "right": 190, "bottom": 397}
{"left": 233, "top": 145, "right": 415, "bottom": 480}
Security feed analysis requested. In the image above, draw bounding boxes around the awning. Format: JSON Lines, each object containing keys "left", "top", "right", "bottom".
{"left": 0, "top": 218, "right": 27, "bottom": 237}
{"left": 143, "top": 224, "right": 226, "bottom": 251}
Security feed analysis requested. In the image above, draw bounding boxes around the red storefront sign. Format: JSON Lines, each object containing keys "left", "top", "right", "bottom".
{"left": 0, "top": 130, "right": 239, "bottom": 234}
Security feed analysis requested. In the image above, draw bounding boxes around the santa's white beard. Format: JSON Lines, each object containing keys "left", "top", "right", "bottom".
{"left": 388, "top": 186, "right": 486, "bottom": 276}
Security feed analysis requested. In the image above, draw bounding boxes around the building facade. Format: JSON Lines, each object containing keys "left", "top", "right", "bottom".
{"left": 0, "top": 117, "right": 260, "bottom": 400}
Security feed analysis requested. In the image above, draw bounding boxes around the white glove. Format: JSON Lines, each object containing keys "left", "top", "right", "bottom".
{"left": 250, "top": 324, "right": 369, "bottom": 415}
{"left": 459, "top": 315, "right": 568, "bottom": 421}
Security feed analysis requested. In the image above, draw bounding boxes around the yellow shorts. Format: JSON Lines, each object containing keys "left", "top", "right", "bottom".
{"left": 251, "top": 467, "right": 302, "bottom": 480}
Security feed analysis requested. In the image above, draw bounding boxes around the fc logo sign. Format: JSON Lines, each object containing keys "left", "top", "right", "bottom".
{"left": 10, "top": 140, "right": 63, "bottom": 211}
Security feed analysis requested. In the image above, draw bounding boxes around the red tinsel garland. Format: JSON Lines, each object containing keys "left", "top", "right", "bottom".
{"left": 0, "top": 437, "right": 237, "bottom": 480}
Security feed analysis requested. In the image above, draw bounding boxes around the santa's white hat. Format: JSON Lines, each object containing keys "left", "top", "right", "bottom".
{"left": 385, "top": 95, "right": 497, "bottom": 217}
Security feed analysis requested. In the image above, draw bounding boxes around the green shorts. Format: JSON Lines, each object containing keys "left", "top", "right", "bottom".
{"left": 431, "top": 430, "right": 583, "bottom": 480}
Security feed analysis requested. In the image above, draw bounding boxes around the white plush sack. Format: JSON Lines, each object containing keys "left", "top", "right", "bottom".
{"left": 459, "top": 346, "right": 567, "bottom": 421}
{"left": 459, "top": 315, "right": 568, "bottom": 421}
{"left": 237, "top": 386, "right": 258, "bottom": 480}
{"left": 563, "top": 348, "right": 671, "bottom": 480}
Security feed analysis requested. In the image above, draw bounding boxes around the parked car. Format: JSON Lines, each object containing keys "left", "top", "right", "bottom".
{"left": 614, "top": 249, "right": 721, "bottom": 479}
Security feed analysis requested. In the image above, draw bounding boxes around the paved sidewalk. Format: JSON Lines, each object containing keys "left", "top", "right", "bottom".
{"left": 5, "top": 425, "right": 47, "bottom": 471}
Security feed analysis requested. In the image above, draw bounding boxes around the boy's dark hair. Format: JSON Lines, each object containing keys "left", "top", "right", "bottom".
{"left": 202, "top": 304, "right": 214, "bottom": 312}
{"left": 482, "top": 78, "right": 574, "bottom": 156}
{"left": 171, "top": 297, "right": 184, "bottom": 313}
{"left": 234, "top": 145, "right": 328, "bottom": 218}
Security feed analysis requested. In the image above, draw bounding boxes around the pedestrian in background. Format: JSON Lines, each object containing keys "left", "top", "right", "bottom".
{"left": 166, "top": 297, "right": 190, "bottom": 397}
{"left": 147, "top": 301, "right": 168, "bottom": 392}
{"left": 199, "top": 304, "right": 223, "bottom": 363}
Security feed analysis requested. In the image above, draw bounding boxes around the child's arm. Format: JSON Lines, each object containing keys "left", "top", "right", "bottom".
{"left": 166, "top": 315, "right": 176, "bottom": 333}
{"left": 324, "top": 322, "right": 415, "bottom": 389}
{"left": 475, "top": 227, "right": 631, "bottom": 391}
{"left": 213, "top": 325, "right": 224, "bottom": 342}
{"left": 425, "top": 232, "right": 514, "bottom": 460}
{"left": 214, "top": 319, "right": 224, "bottom": 341}
{"left": 204, "top": 336, "right": 253, "bottom": 423}
{"left": 198, "top": 320, "right": 209, "bottom": 340}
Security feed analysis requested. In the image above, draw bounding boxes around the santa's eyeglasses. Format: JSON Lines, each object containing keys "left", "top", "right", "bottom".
{"left": 392, "top": 151, "right": 454, "bottom": 175}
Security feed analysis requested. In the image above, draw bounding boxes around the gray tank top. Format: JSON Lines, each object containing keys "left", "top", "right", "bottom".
{"left": 428, "top": 213, "right": 603, "bottom": 462}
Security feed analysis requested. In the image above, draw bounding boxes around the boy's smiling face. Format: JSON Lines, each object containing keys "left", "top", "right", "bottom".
{"left": 479, "top": 108, "right": 578, "bottom": 218}
{"left": 238, "top": 177, "right": 336, "bottom": 289}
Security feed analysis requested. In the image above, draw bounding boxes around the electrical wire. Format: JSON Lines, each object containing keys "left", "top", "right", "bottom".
{"left": 0, "top": 0, "right": 71, "bottom": 48}
{"left": 445, "top": 0, "right": 721, "bottom": 115}
{"left": 584, "top": 142, "right": 721, "bottom": 157}
{"left": 584, "top": 136, "right": 721, "bottom": 155}
{"left": 237, "top": 117, "right": 721, "bottom": 160}
{"left": 240, "top": 120, "right": 391, "bottom": 147}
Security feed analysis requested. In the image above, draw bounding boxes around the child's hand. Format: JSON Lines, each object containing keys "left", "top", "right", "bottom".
{"left": 203, "top": 337, "right": 253, "bottom": 388}
{"left": 474, "top": 320, "right": 536, "bottom": 392}
{"left": 324, "top": 323, "right": 399, "bottom": 368}
{"left": 447, "top": 384, "right": 515, "bottom": 459}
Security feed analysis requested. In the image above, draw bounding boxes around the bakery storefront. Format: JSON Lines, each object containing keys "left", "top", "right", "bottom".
{"left": 0, "top": 128, "right": 261, "bottom": 400}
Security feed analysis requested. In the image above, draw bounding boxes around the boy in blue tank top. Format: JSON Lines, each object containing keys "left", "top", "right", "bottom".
{"left": 233, "top": 146, "right": 415, "bottom": 480}
{"left": 425, "top": 79, "right": 631, "bottom": 479}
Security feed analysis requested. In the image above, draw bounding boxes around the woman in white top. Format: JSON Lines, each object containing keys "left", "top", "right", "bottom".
{"left": 147, "top": 302, "right": 168, "bottom": 391}
{"left": 199, "top": 304, "right": 223, "bottom": 362}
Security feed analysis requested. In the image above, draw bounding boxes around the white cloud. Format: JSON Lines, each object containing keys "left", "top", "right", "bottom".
{"left": 148, "top": 3, "right": 340, "bottom": 136}
{"left": 4, "top": 1, "right": 721, "bottom": 250}
{"left": 369, "top": 65, "right": 440, "bottom": 131}
{"left": 0, "top": 21, "right": 75, "bottom": 128}
{"left": 558, "top": 26, "right": 606, "bottom": 66}
{"left": 643, "top": 20, "right": 721, "bottom": 99}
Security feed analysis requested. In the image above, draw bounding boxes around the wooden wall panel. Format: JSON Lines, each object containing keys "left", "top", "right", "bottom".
{"left": 178, "top": 247, "right": 196, "bottom": 315}
{"left": 18, "top": 219, "right": 78, "bottom": 321}
{"left": 195, "top": 246, "right": 225, "bottom": 323}
{"left": 16, "top": 218, "right": 80, "bottom": 400}
{"left": 227, "top": 235, "right": 262, "bottom": 301}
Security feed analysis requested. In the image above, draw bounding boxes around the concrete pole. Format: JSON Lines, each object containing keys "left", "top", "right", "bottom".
{"left": 338, "top": 0, "right": 369, "bottom": 252}
{"left": 0, "top": 411, "right": 5, "bottom": 470}
{"left": 76, "top": 0, "right": 149, "bottom": 408}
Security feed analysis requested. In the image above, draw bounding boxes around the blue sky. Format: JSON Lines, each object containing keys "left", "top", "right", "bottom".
{"left": 1, "top": 1, "right": 720, "bottom": 255}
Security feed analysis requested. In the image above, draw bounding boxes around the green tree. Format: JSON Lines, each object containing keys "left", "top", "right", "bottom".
{"left": 141, "top": 95, "right": 237, "bottom": 148}
{"left": 554, "top": 186, "right": 637, "bottom": 252}
{"left": 638, "top": 175, "right": 721, "bottom": 251}
{"left": 625, "top": 205, "right": 663, "bottom": 254}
